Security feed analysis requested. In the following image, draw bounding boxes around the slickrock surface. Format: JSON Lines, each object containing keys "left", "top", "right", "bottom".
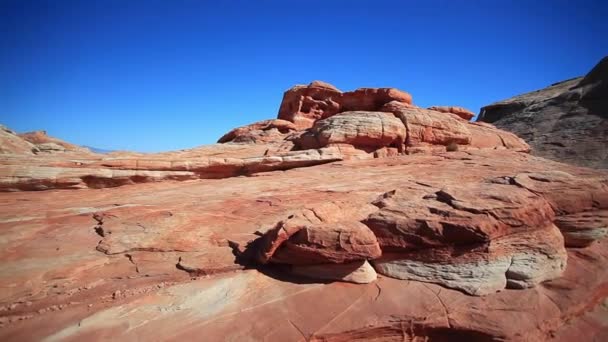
{"left": 1, "top": 81, "right": 608, "bottom": 340}
{"left": 478, "top": 56, "right": 608, "bottom": 168}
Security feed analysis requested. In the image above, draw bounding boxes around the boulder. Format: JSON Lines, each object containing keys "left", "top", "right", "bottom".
{"left": 295, "top": 111, "right": 406, "bottom": 152}
{"left": 217, "top": 119, "right": 297, "bottom": 144}
{"left": 364, "top": 184, "right": 554, "bottom": 252}
{"left": 257, "top": 218, "right": 382, "bottom": 265}
{"left": 382, "top": 101, "right": 472, "bottom": 146}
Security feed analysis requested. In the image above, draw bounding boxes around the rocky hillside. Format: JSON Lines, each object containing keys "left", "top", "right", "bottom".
{"left": 478, "top": 56, "right": 608, "bottom": 169}
{"left": 1, "top": 82, "right": 607, "bottom": 341}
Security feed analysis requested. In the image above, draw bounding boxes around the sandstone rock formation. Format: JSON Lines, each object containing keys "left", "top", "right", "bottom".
{"left": 277, "top": 81, "right": 412, "bottom": 129}
{"left": 0, "top": 125, "right": 36, "bottom": 154}
{"left": 428, "top": 105, "right": 475, "bottom": 120}
{"left": 1, "top": 81, "right": 531, "bottom": 192}
{"left": 217, "top": 119, "right": 297, "bottom": 144}
{"left": 18, "top": 130, "right": 89, "bottom": 153}
{"left": 1, "top": 81, "right": 608, "bottom": 340}
{"left": 478, "top": 56, "right": 608, "bottom": 169}
{"left": 293, "top": 111, "right": 406, "bottom": 152}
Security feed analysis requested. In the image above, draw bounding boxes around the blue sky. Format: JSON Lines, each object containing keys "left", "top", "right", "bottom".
{"left": 1, "top": 0, "right": 606, "bottom": 152}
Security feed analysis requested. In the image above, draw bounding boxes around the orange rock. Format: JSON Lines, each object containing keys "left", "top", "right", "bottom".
{"left": 340, "top": 87, "right": 413, "bottom": 112}
{"left": 382, "top": 101, "right": 472, "bottom": 146}
{"left": 0, "top": 125, "right": 35, "bottom": 154}
{"left": 277, "top": 81, "right": 412, "bottom": 129}
{"left": 217, "top": 119, "right": 297, "bottom": 144}
{"left": 428, "top": 105, "right": 476, "bottom": 120}
{"left": 277, "top": 82, "right": 342, "bottom": 129}
{"left": 1, "top": 79, "right": 608, "bottom": 340}
{"left": 19, "top": 130, "right": 90, "bottom": 153}
{"left": 308, "top": 80, "right": 341, "bottom": 92}
{"left": 1, "top": 147, "right": 607, "bottom": 340}
{"left": 295, "top": 111, "right": 406, "bottom": 152}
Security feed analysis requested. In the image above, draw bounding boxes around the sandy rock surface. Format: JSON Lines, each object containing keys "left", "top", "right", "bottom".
{"left": 1, "top": 80, "right": 608, "bottom": 340}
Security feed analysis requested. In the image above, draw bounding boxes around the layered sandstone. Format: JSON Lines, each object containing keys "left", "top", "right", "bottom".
{"left": 0, "top": 125, "right": 36, "bottom": 155}
{"left": 276, "top": 81, "right": 412, "bottom": 129}
{"left": 0, "top": 82, "right": 530, "bottom": 192}
{"left": 18, "top": 130, "right": 90, "bottom": 153}
{"left": 428, "top": 105, "right": 476, "bottom": 120}
{"left": 1, "top": 80, "right": 608, "bottom": 340}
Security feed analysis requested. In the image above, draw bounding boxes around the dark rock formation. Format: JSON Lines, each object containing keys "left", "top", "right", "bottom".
{"left": 478, "top": 56, "right": 608, "bottom": 169}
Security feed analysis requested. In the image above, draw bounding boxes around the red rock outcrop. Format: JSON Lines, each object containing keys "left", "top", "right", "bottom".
{"left": 1, "top": 149, "right": 607, "bottom": 340}
{"left": 383, "top": 101, "right": 472, "bottom": 146}
{"left": 428, "top": 105, "right": 476, "bottom": 120}
{"left": 0, "top": 125, "right": 35, "bottom": 155}
{"left": 555, "top": 210, "right": 608, "bottom": 247}
{"left": 1, "top": 81, "right": 608, "bottom": 340}
{"left": 294, "top": 111, "right": 406, "bottom": 152}
{"left": 277, "top": 81, "right": 343, "bottom": 129}
{"left": 217, "top": 119, "right": 297, "bottom": 144}
{"left": 277, "top": 81, "right": 412, "bottom": 129}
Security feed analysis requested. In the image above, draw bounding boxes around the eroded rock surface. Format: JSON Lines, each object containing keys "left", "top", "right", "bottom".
{"left": 294, "top": 111, "right": 406, "bottom": 152}
{"left": 0, "top": 125, "right": 36, "bottom": 155}
{"left": 1, "top": 80, "right": 608, "bottom": 340}
{"left": 428, "top": 105, "right": 475, "bottom": 120}
{"left": 1, "top": 147, "right": 607, "bottom": 340}
{"left": 478, "top": 56, "right": 608, "bottom": 168}
{"left": 217, "top": 119, "right": 297, "bottom": 144}
{"left": 1, "top": 81, "right": 532, "bottom": 192}
{"left": 277, "top": 81, "right": 412, "bottom": 129}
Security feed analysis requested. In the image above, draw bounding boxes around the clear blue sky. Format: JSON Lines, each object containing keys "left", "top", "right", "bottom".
{"left": 1, "top": 0, "right": 606, "bottom": 152}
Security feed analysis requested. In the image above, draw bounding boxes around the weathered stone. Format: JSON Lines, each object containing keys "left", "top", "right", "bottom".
{"left": 555, "top": 210, "right": 608, "bottom": 247}
{"left": 1, "top": 76, "right": 608, "bottom": 341}
{"left": 217, "top": 119, "right": 297, "bottom": 144}
{"left": 340, "top": 88, "right": 413, "bottom": 112}
{"left": 0, "top": 125, "right": 36, "bottom": 155}
{"left": 428, "top": 106, "right": 475, "bottom": 120}
{"left": 382, "top": 101, "right": 472, "bottom": 146}
{"left": 478, "top": 56, "right": 608, "bottom": 169}
{"left": 373, "top": 225, "right": 567, "bottom": 295}
{"left": 258, "top": 218, "right": 381, "bottom": 265}
{"left": 291, "top": 260, "right": 377, "bottom": 284}
{"left": 364, "top": 183, "right": 555, "bottom": 252}
{"left": 19, "top": 130, "right": 91, "bottom": 153}
{"left": 277, "top": 81, "right": 412, "bottom": 129}
{"left": 277, "top": 82, "right": 343, "bottom": 129}
{"left": 0, "top": 147, "right": 344, "bottom": 191}
{"left": 467, "top": 122, "right": 531, "bottom": 152}
{"left": 295, "top": 111, "right": 406, "bottom": 152}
